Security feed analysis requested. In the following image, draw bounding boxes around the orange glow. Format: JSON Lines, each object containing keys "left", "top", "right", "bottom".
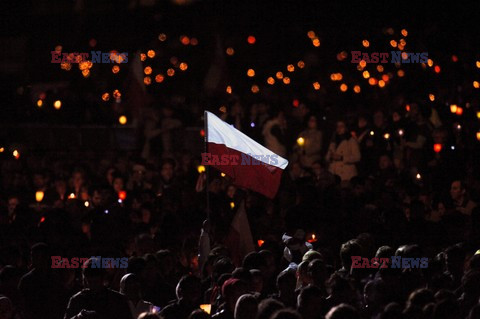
{"left": 362, "top": 71, "right": 370, "bottom": 79}
{"left": 287, "top": 64, "right": 295, "bottom": 72}
{"left": 257, "top": 239, "right": 265, "bottom": 247}
{"left": 118, "top": 191, "right": 127, "bottom": 201}
{"left": 307, "top": 31, "right": 316, "bottom": 39}
{"left": 119, "top": 115, "right": 127, "bottom": 125}
{"left": 155, "top": 74, "right": 165, "bottom": 83}
{"left": 113, "top": 90, "right": 121, "bottom": 99}
{"left": 247, "top": 69, "right": 255, "bottom": 77}
{"left": 147, "top": 50, "right": 155, "bottom": 58}
{"left": 390, "top": 40, "right": 397, "bottom": 47}
{"left": 312, "top": 38, "right": 321, "bottom": 47}
{"left": 434, "top": 65, "right": 441, "bottom": 73}
{"left": 377, "top": 65, "right": 384, "bottom": 72}
{"left": 144, "top": 66, "right": 152, "bottom": 75}
{"left": 144, "top": 77, "right": 152, "bottom": 85}
{"left": 180, "top": 35, "right": 190, "bottom": 45}
{"left": 167, "top": 68, "right": 175, "bottom": 76}
{"left": 401, "top": 29, "right": 408, "bottom": 37}
{"left": 283, "top": 77, "right": 290, "bottom": 85}
{"left": 313, "top": 82, "right": 321, "bottom": 90}
{"left": 429, "top": 94, "right": 435, "bottom": 102}
{"left": 226, "top": 47, "right": 234, "bottom": 56}
{"left": 362, "top": 40, "right": 370, "bottom": 48}
{"left": 112, "top": 65, "right": 120, "bottom": 74}
{"left": 54, "top": 100, "right": 62, "bottom": 109}
{"left": 434, "top": 144, "right": 442, "bottom": 153}
{"left": 477, "top": 132, "right": 480, "bottom": 141}
{"left": 450, "top": 104, "right": 458, "bottom": 113}
{"left": 353, "top": 85, "right": 361, "bottom": 93}
{"left": 340, "top": 83, "right": 348, "bottom": 92}
{"left": 267, "top": 77, "right": 275, "bottom": 85}
{"left": 158, "top": 33, "right": 167, "bottom": 41}
{"left": 251, "top": 85, "right": 260, "bottom": 93}
{"left": 378, "top": 80, "right": 386, "bottom": 88}
{"left": 36, "top": 100, "right": 43, "bottom": 107}
{"left": 140, "top": 53, "right": 146, "bottom": 61}
{"left": 473, "top": 81, "right": 480, "bottom": 89}
{"left": 276, "top": 72, "right": 284, "bottom": 79}
{"left": 368, "top": 78, "right": 377, "bottom": 86}
{"left": 247, "top": 35, "right": 256, "bottom": 44}
{"left": 179, "top": 62, "right": 188, "bottom": 71}
{"left": 382, "top": 74, "right": 389, "bottom": 82}
{"left": 102, "top": 93, "right": 110, "bottom": 101}
{"left": 297, "top": 60, "right": 305, "bottom": 68}
{"left": 456, "top": 107, "right": 463, "bottom": 116}
{"left": 13, "top": 150, "right": 20, "bottom": 160}
{"left": 226, "top": 85, "right": 232, "bottom": 93}
{"left": 406, "top": 104, "right": 411, "bottom": 112}
{"left": 359, "top": 60, "right": 367, "bottom": 68}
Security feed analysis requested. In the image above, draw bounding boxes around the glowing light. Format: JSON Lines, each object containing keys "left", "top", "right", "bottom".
{"left": 377, "top": 65, "right": 384, "bottom": 72}
{"left": 390, "top": 40, "right": 397, "bottom": 48}
{"left": 477, "top": 132, "right": 480, "bottom": 141}
{"left": 416, "top": 173, "right": 421, "bottom": 180}
{"left": 340, "top": 83, "right": 348, "bottom": 92}
{"left": 220, "top": 172, "right": 226, "bottom": 177}
{"left": 113, "top": 90, "right": 121, "bottom": 99}
{"left": 267, "top": 77, "right": 275, "bottom": 85}
{"left": 287, "top": 64, "right": 295, "bottom": 72}
{"left": 179, "top": 62, "right": 188, "bottom": 71}
{"left": 312, "top": 38, "right": 321, "bottom": 47}
{"left": 257, "top": 239, "right": 265, "bottom": 247}
{"left": 434, "top": 65, "right": 441, "bottom": 73}
{"left": 118, "top": 190, "right": 127, "bottom": 201}
{"left": 144, "top": 66, "right": 152, "bottom": 75}
{"left": 398, "top": 129, "right": 404, "bottom": 136}
{"left": 428, "top": 94, "right": 435, "bottom": 102}
{"left": 35, "top": 191, "right": 44, "bottom": 203}
{"left": 180, "top": 35, "right": 190, "bottom": 45}
{"left": 434, "top": 144, "right": 442, "bottom": 153}
{"left": 384, "top": 133, "right": 390, "bottom": 139}
{"left": 55, "top": 45, "right": 62, "bottom": 53}
{"left": 330, "top": 73, "right": 343, "bottom": 81}
{"left": 102, "top": 93, "right": 110, "bottom": 101}
{"left": 155, "top": 74, "right": 165, "bottom": 83}
{"left": 247, "top": 69, "right": 255, "bottom": 77}
{"left": 297, "top": 60, "right": 305, "bottom": 68}
{"left": 370, "top": 131, "right": 375, "bottom": 136}
{"left": 158, "top": 33, "right": 167, "bottom": 41}
{"left": 36, "top": 100, "right": 43, "bottom": 107}
{"left": 473, "top": 81, "right": 480, "bottom": 89}
{"left": 476, "top": 61, "right": 480, "bottom": 68}
{"left": 450, "top": 104, "right": 458, "bottom": 113}
{"left": 359, "top": 60, "right": 367, "bottom": 68}
{"left": 226, "top": 85, "right": 232, "bottom": 93}
{"left": 190, "top": 38, "right": 198, "bottom": 46}
{"left": 40, "top": 217, "right": 46, "bottom": 223}
{"left": 230, "top": 202, "right": 235, "bottom": 209}
{"left": 61, "top": 62, "right": 72, "bottom": 71}
{"left": 401, "top": 29, "right": 408, "bottom": 37}
{"left": 0, "top": 147, "right": 4, "bottom": 153}
{"left": 167, "top": 68, "right": 175, "bottom": 76}
{"left": 362, "top": 71, "right": 370, "bottom": 79}
{"left": 84, "top": 201, "right": 90, "bottom": 207}
{"left": 406, "top": 104, "right": 411, "bottom": 112}
{"left": 247, "top": 36, "right": 256, "bottom": 44}
{"left": 200, "top": 304, "right": 211, "bottom": 315}
{"left": 119, "top": 115, "right": 128, "bottom": 125}
{"left": 13, "top": 150, "right": 20, "bottom": 159}
{"left": 378, "top": 80, "right": 386, "bottom": 88}
{"left": 200, "top": 129, "right": 205, "bottom": 137}
{"left": 282, "top": 77, "right": 290, "bottom": 85}
{"left": 353, "top": 85, "right": 361, "bottom": 93}
{"left": 456, "top": 107, "right": 463, "bottom": 116}
{"left": 219, "top": 106, "right": 227, "bottom": 113}
{"left": 397, "top": 70, "right": 405, "bottom": 77}
{"left": 307, "top": 234, "right": 317, "bottom": 243}
{"left": 402, "top": 52, "right": 409, "bottom": 60}
{"left": 292, "top": 99, "right": 300, "bottom": 107}
{"left": 451, "top": 55, "right": 458, "bottom": 62}
{"left": 112, "top": 65, "right": 120, "bottom": 74}
{"left": 382, "top": 74, "right": 389, "bottom": 82}
{"left": 337, "top": 51, "right": 348, "bottom": 61}
{"left": 368, "top": 78, "right": 377, "bottom": 86}
{"left": 144, "top": 76, "right": 152, "bottom": 85}
{"left": 54, "top": 100, "right": 62, "bottom": 109}
{"left": 68, "top": 193, "right": 76, "bottom": 199}
{"left": 276, "top": 72, "right": 284, "bottom": 79}
{"left": 477, "top": 111, "right": 480, "bottom": 119}
{"left": 297, "top": 137, "right": 305, "bottom": 146}
{"left": 226, "top": 47, "right": 234, "bottom": 55}
{"left": 82, "top": 69, "right": 90, "bottom": 78}
{"left": 313, "top": 82, "right": 321, "bottom": 90}
{"left": 427, "top": 59, "right": 434, "bottom": 67}
{"left": 362, "top": 39, "right": 370, "bottom": 48}
{"left": 251, "top": 85, "right": 260, "bottom": 93}
{"left": 307, "top": 31, "right": 316, "bottom": 39}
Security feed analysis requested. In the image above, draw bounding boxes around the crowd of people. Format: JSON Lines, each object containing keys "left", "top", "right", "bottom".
{"left": 1, "top": 93, "right": 480, "bottom": 319}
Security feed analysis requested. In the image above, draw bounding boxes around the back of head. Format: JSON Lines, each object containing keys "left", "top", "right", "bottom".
{"left": 83, "top": 258, "right": 107, "bottom": 290}
{"left": 325, "top": 303, "right": 359, "bottom": 319}
{"left": 340, "top": 240, "right": 362, "bottom": 269}
{"left": 257, "top": 298, "right": 284, "bottom": 319}
{"left": 270, "top": 309, "right": 302, "bottom": 319}
{"left": 234, "top": 294, "right": 258, "bottom": 319}
{"left": 177, "top": 274, "right": 201, "bottom": 305}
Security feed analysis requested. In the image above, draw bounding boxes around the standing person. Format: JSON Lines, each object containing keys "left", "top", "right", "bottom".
{"left": 295, "top": 115, "right": 323, "bottom": 168}
{"left": 325, "top": 121, "right": 361, "bottom": 184}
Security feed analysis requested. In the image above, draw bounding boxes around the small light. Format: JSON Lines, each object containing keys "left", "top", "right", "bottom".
{"left": 251, "top": 85, "right": 260, "bottom": 93}
{"left": 476, "top": 61, "right": 480, "bottom": 68}
{"left": 113, "top": 90, "right": 121, "bottom": 99}
{"left": 307, "top": 31, "right": 316, "bottom": 39}
{"left": 200, "top": 304, "right": 211, "bottom": 315}
{"left": 377, "top": 65, "right": 384, "bottom": 72}
{"left": 477, "top": 132, "right": 480, "bottom": 141}
{"left": 35, "top": 191, "right": 44, "bottom": 203}
{"left": 362, "top": 39, "right": 370, "bottom": 48}
{"left": 104, "top": 210, "right": 109, "bottom": 214}
{"left": 384, "top": 133, "right": 390, "bottom": 140}
{"left": 167, "top": 68, "right": 175, "bottom": 76}
{"left": 340, "top": 83, "right": 348, "bottom": 92}
{"left": 287, "top": 64, "right": 295, "bottom": 72}
{"left": 54, "top": 100, "right": 62, "bottom": 109}
{"left": 197, "top": 165, "right": 206, "bottom": 174}
{"left": 220, "top": 173, "right": 226, "bottom": 177}
{"left": 226, "top": 86, "right": 232, "bottom": 94}
{"left": 452, "top": 55, "right": 458, "bottom": 62}
{"left": 247, "top": 69, "right": 255, "bottom": 77}
{"left": 257, "top": 239, "right": 265, "bottom": 247}
{"left": 456, "top": 124, "right": 462, "bottom": 131}
{"left": 456, "top": 107, "right": 463, "bottom": 116}
{"left": 226, "top": 47, "right": 234, "bottom": 56}
{"left": 200, "top": 129, "right": 205, "bottom": 137}
{"left": 363, "top": 71, "right": 370, "bottom": 79}
{"left": 473, "top": 81, "right": 480, "bottom": 89}
{"left": 0, "top": 147, "right": 4, "bottom": 153}
{"left": 179, "top": 62, "right": 188, "bottom": 71}
{"left": 450, "top": 104, "right": 458, "bottom": 113}
{"left": 112, "top": 65, "right": 120, "bottom": 74}
{"left": 190, "top": 38, "right": 199, "bottom": 46}
{"left": 451, "top": 146, "right": 455, "bottom": 150}
{"left": 390, "top": 40, "right": 397, "bottom": 48}
{"left": 158, "top": 33, "right": 167, "bottom": 41}
{"left": 397, "top": 70, "right": 405, "bottom": 77}
{"left": 118, "top": 190, "right": 127, "bottom": 200}
{"left": 68, "top": 193, "right": 76, "bottom": 199}
{"left": 118, "top": 199, "right": 123, "bottom": 204}
{"left": 144, "top": 66, "right": 152, "bottom": 75}
{"left": 36, "top": 100, "right": 43, "bottom": 107}
{"left": 84, "top": 201, "right": 90, "bottom": 207}
{"left": 267, "top": 77, "right": 275, "bottom": 85}
{"left": 313, "top": 82, "right": 321, "bottom": 90}
{"left": 434, "top": 65, "right": 441, "bottom": 73}
{"left": 247, "top": 35, "right": 256, "bottom": 44}
{"left": 219, "top": 106, "right": 227, "bottom": 113}
{"left": 370, "top": 131, "right": 375, "bottom": 136}
{"left": 230, "top": 202, "right": 235, "bottom": 209}
{"left": 429, "top": 94, "right": 435, "bottom": 102}
{"left": 250, "top": 122, "right": 255, "bottom": 128}
{"left": 297, "top": 60, "right": 305, "bottom": 68}
{"left": 276, "top": 72, "right": 284, "bottom": 79}
{"left": 13, "top": 150, "right": 20, "bottom": 159}
{"left": 147, "top": 50, "right": 155, "bottom": 58}
{"left": 297, "top": 137, "right": 305, "bottom": 146}
{"left": 476, "top": 111, "right": 480, "bottom": 119}
{"left": 398, "top": 129, "right": 404, "bottom": 136}
{"left": 292, "top": 99, "right": 300, "bottom": 108}
{"left": 155, "top": 74, "right": 165, "bottom": 83}
{"left": 119, "top": 115, "right": 127, "bottom": 125}
{"left": 353, "top": 85, "right": 361, "bottom": 93}
{"left": 312, "top": 38, "right": 321, "bottom": 47}
{"left": 102, "top": 93, "right": 110, "bottom": 101}
{"left": 378, "top": 80, "right": 386, "bottom": 88}
{"left": 427, "top": 59, "right": 434, "bottom": 67}
{"left": 368, "top": 78, "right": 377, "bottom": 86}
{"left": 416, "top": 173, "right": 421, "bottom": 180}
{"left": 434, "top": 144, "right": 442, "bottom": 153}
{"left": 180, "top": 35, "right": 190, "bottom": 45}
{"left": 40, "top": 217, "right": 46, "bottom": 223}
{"left": 401, "top": 29, "right": 408, "bottom": 37}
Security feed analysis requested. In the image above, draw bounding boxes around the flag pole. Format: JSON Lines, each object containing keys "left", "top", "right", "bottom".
{"left": 204, "top": 111, "right": 210, "bottom": 220}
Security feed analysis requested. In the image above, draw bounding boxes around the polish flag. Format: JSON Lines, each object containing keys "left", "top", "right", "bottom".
{"left": 205, "top": 111, "right": 289, "bottom": 199}
{"left": 224, "top": 200, "right": 255, "bottom": 266}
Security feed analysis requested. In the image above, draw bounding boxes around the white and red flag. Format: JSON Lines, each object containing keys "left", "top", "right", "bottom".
{"left": 204, "top": 111, "right": 289, "bottom": 199}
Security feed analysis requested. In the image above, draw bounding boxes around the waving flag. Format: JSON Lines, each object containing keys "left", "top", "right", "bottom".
{"left": 204, "top": 111, "right": 288, "bottom": 198}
